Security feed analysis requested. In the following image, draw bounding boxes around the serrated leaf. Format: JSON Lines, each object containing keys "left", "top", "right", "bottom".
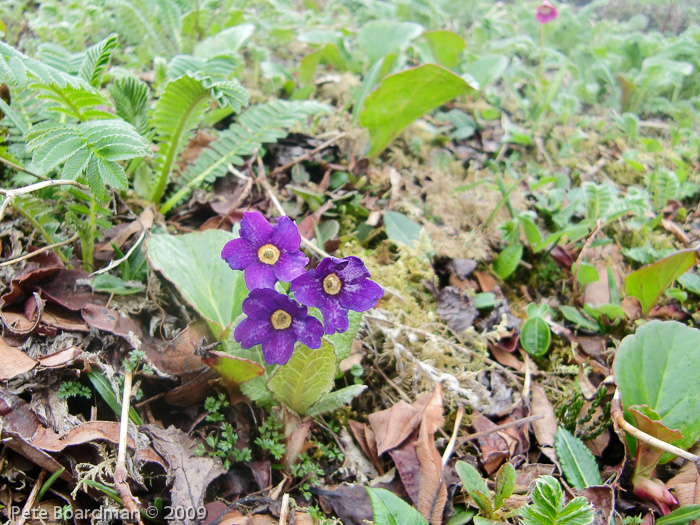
{"left": 626, "top": 248, "right": 699, "bottom": 314}
{"left": 223, "top": 331, "right": 276, "bottom": 407}
{"left": 146, "top": 230, "right": 247, "bottom": 337}
{"left": 520, "top": 476, "right": 594, "bottom": 525}
{"left": 201, "top": 350, "right": 264, "bottom": 390}
{"left": 366, "top": 487, "right": 429, "bottom": 525}
{"left": 613, "top": 321, "right": 700, "bottom": 455}
{"left": 79, "top": 34, "right": 118, "bottom": 87}
{"left": 520, "top": 317, "right": 551, "bottom": 357}
{"left": 384, "top": 211, "right": 423, "bottom": 247}
{"left": 656, "top": 504, "right": 700, "bottom": 525}
{"left": 554, "top": 427, "right": 602, "bottom": 490}
{"left": 267, "top": 339, "right": 337, "bottom": 415}
{"left": 326, "top": 310, "right": 362, "bottom": 363}
{"left": 306, "top": 384, "right": 367, "bottom": 417}
{"left": 360, "top": 64, "right": 474, "bottom": 157}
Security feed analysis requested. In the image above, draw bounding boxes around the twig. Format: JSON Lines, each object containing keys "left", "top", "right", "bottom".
{"left": 90, "top": 230, "right": 146, "bottom": 277}
{"left": 442, "top": 405, "right": 466, "bottom": 466}
{"left": 454, "top": 414, "right": 544, "bottom": 448}
{"left": 255, "top": 157, "right": 332, "bottom": 260}
{"left": 0, "top": 156, "right": 48, "bottom": 180}
{"left": 114, "top": 370, "right": 143, "bottom": 524}
{"left": 612, "top": 389, "right": 700, "bottom": 465}
{"left": 278, "top": 493, "right": 290, "bottom": 525}
{"left": 572, "top": 220, "right": 601, "bottom": 300}
{"left": 522, "top": 352, "right": 532, "bottom": 404}
{"left": 15, "top": 469, "right": 46, "bottom": 525}
{"left": 0, "top": 179, "right": 89, "bottom": 221}
{"left": 0, "top": 234, "right": 78, "bottom": 268}
{"left": 269, "top": 132, "right": 346, "bottom": 176}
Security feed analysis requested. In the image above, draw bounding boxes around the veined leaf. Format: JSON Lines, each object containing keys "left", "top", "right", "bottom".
{"left": 520, "top": 476, "right": 594, "bottom": 525}
{"left": 656, "top": 505, "right": 700, "bottom": 525}
{"left": 384, "top": 211, "right": 423, "bottom": 247}
{"left": 306, "top": 384, "right": 367, "bottom": 417}
{"left": 267, "top": 339, "right": 337, "bottom": 416}
{"left": 554, "top": 427, "right": 602, "bottom": 489}
{"left": 79, "top": 34, "right": 119, "bottom": 87}
{"left": 366, "top": 487, "right": 429, "bottom": 525}
{"left": 109, "top": 76, "right": 151, "bottom": 135}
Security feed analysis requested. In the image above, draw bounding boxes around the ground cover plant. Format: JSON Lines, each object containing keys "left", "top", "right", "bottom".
{"left": 1, "top": 0, "right": 700, "bottom": 523}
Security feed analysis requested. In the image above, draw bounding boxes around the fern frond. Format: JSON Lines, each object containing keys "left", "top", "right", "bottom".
{"left": 79, "top": 34, "right": 119, "bottom": 87}
{"left": 26, "top": 119, "right": 150, "bottom": 197}
{"left": 149, "top": 74, "right": 249, "bottom": 204}
{"left": 104, "top": 0, "right": 182, "bottom": 56}
{"left": 108, "top": 76, "right": 151, "bottom": 135}
{"left": 0, "top": 41, "right": 87, "bottom": 89}
{"left": 37, "top": 43, "right": 83, "bottom": 75}
{"left": 167, "top": 54, "right": 241, "bottom": 82}
{"left": 159, "top": 100, "right": 330, "bottom": 213}
{"left": 34, "top": 83, "right": 113, "bottom": 121}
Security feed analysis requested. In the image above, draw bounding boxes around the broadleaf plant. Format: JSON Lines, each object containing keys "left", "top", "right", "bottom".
{"left": 520, "top": 476, "right": 594, "bottom": 525}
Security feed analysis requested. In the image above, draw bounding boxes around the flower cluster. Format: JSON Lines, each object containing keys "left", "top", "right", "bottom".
{"left": 222, "top": 211, "right": 383, "bottom": 365}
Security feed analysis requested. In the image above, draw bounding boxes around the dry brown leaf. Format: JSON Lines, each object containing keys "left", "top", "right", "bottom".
{"left": 472, "top": 415, "right": 509, "bottom": 475}
{"left": 368, "top": 400, "right": 420, "bottom": 455}
{"left": 38, "top": 345, "right": 83, "bottom": 368}
{"left": 348, "top": 420, "right": 383, "bottom": 474}
{"left": 147, "top": 319, "right": 210, "bottom": 375}
{"left": 581, "top": 486, "right": 615, "bottom": 525}
{"left": 666, "top": 458, "right": 700, "bottom": 524}
{"left": 81, "top": 304, "right": 143, "bottom": 338}
{"left": 415, "top": 383, "right": 447, "bottom": 525}
{"left": 530, "top": 384, "right": 559, "bottom": 466}
{"left": 0, "top": 336, "right": 37, "bottom": 380}
{"left": 489, "top": 346, "right": 526, "bottom": 372}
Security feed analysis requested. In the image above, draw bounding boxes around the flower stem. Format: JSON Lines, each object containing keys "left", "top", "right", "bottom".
{"left": 539, "top": 24, "right": 545, "bottom": 79}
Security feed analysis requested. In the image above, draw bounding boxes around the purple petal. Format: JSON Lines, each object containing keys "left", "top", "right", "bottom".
{"left": 240, "top": 211, "right": 273, "bottom": 249}
{"left": 272, "top": 216, "right": 302, "bottom": 252}
{"left": 321, "top": 302, "right": 349, "bottom": 335}
{"left": 292, "top": 316, "right": 324, "bottom": 349}
{"left": 290, "top": 271, "right": 326, "bottom": 308}
{"left": 234, "top": 318, "right": 270, "bottom": 349}
{"left": 242, "top": 289, "right": 277, "bottom": 319}
{"left": 335, "top": 256, "right": 371, "bottom": 283}
{"left": 313, "top": 257, "right": 336, "bottom": 279}
{"left": 273, "top": 293, "right": 307, "bottom": 319}
{"left": 221, "top": 238, "right": 257, "bottom": 270}
{"left": 274, "top": 250, "right": 309, "bottom": 282}
{"left": 244, "top": 262, "right": 277, "bottom": 290}
{"left": 262, "top": 330, "right": 296, "bottom": 365}
{"left": 339, "top": 279, "right": 383, "bottom": 312}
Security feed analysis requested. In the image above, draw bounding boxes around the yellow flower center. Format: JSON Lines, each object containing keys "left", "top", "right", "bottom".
{"left": 323, "top": 273, "right": 342, "bottom": 295}
{"left": 271, "top": 309, "right": 292, "bottom": 330}
{"left": 257, "top": 244, "right": 280, "bottom": 265}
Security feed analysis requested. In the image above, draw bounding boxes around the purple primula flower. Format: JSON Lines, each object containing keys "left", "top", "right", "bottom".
{"left": 222, "top": 211, "right": 309, "bottom": 290}
{"left": 535, "top": 0, "right": 558, "bottom": 24}
{"left": 290, "top": 256, "right": 383, "bottom": 335}
{"left": 234, "top": 288, "right": 324, "bottom": 365}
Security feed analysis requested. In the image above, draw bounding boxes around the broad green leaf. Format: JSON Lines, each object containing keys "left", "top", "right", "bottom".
{"left": 87, "top": 371, "right": 142, "bottom": 425}
{"left": 519, "top": 216, "right": 542, "bottom": 246}
{"left": 455, "top": 461, "right": 489, "bottom": 496}
{"left": 414, "top": 30, "right": 465, "bottom": 69}
{"left": 326, "top": 310, "right": 363, "bottom": 363}
{"left": 494, "top": 462, "right": 515, "bottom": 510}
{"left": 201, "top": 350, "right": 264, "bottom": 390}
{"left": 656, "top": 505, "right": 700, "bottom": 525}
{"left": 464, "top": 56, "right": 509, "bottom": 88}
{"left": 520, "top": 317, "right": 551, "bottom": 357}
{"left": 146, "top": 230, "right": 247, "bottom": 337}
{"left": 91, "top": 274, "right": 144, "bottom": 295}
{"left": 223, "top": 331, "right": 276, "bottom": 407}
{"left": 577, "top": 263, "right": 599, "bottom": 286}
{"left": 613, "top": 320, "right": 700, "bottom": 453}
{"left": 625, "top": 248, "right": 698, "bottom": 314}
{"left": 474, "top": 293, "right": 496, "bottom": 310}
{"left": 493, "top": 243, "right": 523, "bottom": 280}
{"left": 306, "top": 384, "right": 367, "bottom": 417}
{"left": 446, "top": 508, "right": 476, "bottom": 525}
{"left": 559, "top": 305, "right": 599, "bottom": 332}
{"left": 366, "top": 487, "right": 429, "bottom": 525}
{"left": 267, "top": 339, "right": 337, "bottom": 415}
{"left": 677, "top": 272, "right": 700, "bottom": 296}
{"left": 554, "top": 427, "right": 602, "bottom": 490}
{"left": 384, "top": 211, "right": 422, "bottom": 247}
{"left": 360, "top": 64, "right": 474, "bottom": 157}
{"left": 358, "top": 20, "right": 423, "bottom": 63}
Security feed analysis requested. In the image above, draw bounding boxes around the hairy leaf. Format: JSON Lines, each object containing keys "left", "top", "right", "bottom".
{"left": 520, "top": 476, "right": 594, "bottom": 525}
{"left": 306, "top": 384, "right": 368, "bottom": 417}
{"left": 555, "top": 427, "right": 602, "bottom": 489}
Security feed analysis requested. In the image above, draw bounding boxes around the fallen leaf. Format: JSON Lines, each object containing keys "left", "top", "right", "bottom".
{"left": 0, "top": 336, "right": 37, "bottom": 380}
{"left": 581, "top": 486, "right": 615, "bottom": 525}
{"left": 39, "top": 269, "right": 105, "bottom": 310}
{"left": 348, "top": 420, "right": 383, "bottom": 474}
{"left": 38, "top": 345, "right": 83, "bottom": 368}
{"left": 436, "top": 287, "right": 477, "bottom": 333}
{"left": 388, "top": 430, "right": 421, "bottom": 504}
{"left": 368, "top": 400, "right": 420, "bottom": 455}
{"left": 471, "top": 415, "right": 509, "bottom": 475}
{"left": 666, "top": 457, "right": 700, "bottom": 522}
{"left": 147, "top": 319, "right": 210, "bottom": 375}
{"left": 81, "top": 304, "right": 143, "bottom": 339}
{"left": 530, "top": 384, "right": 559, "bottom": 466}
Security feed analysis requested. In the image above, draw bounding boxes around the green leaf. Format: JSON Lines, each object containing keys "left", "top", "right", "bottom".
{"left": 384, "top": 211, "right": 423, "bottom": 247}
{"left": 326, "top": 310, "right": 363, "bottom": 363}
{"left": 493, "top": 243, "right": 522, "bottom": 280}
{"left": 91, "top": 274, "right": 144, "bottom": 295}
{"left": 455, "top": 461, "right": 489, "bottom": 496}
{"left": 625, "top": 248, "right": 698, "bottom": 314}
{"left": 201, "top": 350, "right": 264, "bottom": 390}
{"left": 306, "top": 384, "right": 368, "bottom": 417}
{"left": 79, "top": 34, "right": 118, "bottom": 87}
{"left": 613, "top": 320, "right": 700, "bottom": 454}
{"left": 358, "top": 20, "right": 423, "bottom": 63}
{"left": 520, "top": 317, "right": 551, "bottom": 357}
{"left": 223, "top": 331, "right": 276, "bottom": 407}
{"left": 194, "top": 23, "right": 255, "bottom": 57}
{"left": 87, "top": 370, "right": 142, "bottom": 425}
{"left": 577, "top": 263, "right": 600, "bottom": 286}
{"left": 559, "top": 305, "right": 599, "bottom": 332}
{"left": 146, "top": 230, "right": 247, "bottom": 337}
{"left": 583, "top": 182, "right": 614, "bottom": 220}
{"left": 414, "top": 30, "right": 465, "bottom": 69}
{"left": 267, "top": 339, "right": 337, "bottom": 415}
{"left": 677, "top": 272, "right": 700, "bottom": 296}
{"left": 360, "top": 64, "right": 474, "bottom": 157}
{"left": 656, "top": 505, "right": 700, "bottom": 525}
{"left": 474, "top": 293, "right": 496, "bottom": 310}
{"left": 494, "top": 462, "right": 515, "bottom": 510}
{"left": 519, "top": 216, "right": 542, "bottom": 246}
{"left": 554, "top": 427, "right": 602, "bottom": 490}
{"left": 366, "top": 487, "right": 429, "bottom": 525}
{"left": 464, "top": 56, "right": 509, "bottom": 88}
{"left": 520, "top": 476, "right": 594, "bottom": 525}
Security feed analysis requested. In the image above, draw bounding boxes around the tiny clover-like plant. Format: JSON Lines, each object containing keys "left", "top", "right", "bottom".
{"left": 520, "top": 476, "right": 594, "bottom": 525}
{"left": 613, "top": 320, "right": 700, "bottom": 513}
{"left": 455, "top": 460, "right": 516, "bottom": 524}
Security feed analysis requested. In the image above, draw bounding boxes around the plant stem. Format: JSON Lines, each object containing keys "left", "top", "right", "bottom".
{"left": 539, "top": 24, "right": 545, "bottom": 79}
{"left": 82, "top": 195, "right": 97, "bottom": 271}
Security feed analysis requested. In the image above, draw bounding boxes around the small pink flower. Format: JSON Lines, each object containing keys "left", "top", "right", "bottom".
{"left": 536, "top": 0, "right": 558, "bottom": 24}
